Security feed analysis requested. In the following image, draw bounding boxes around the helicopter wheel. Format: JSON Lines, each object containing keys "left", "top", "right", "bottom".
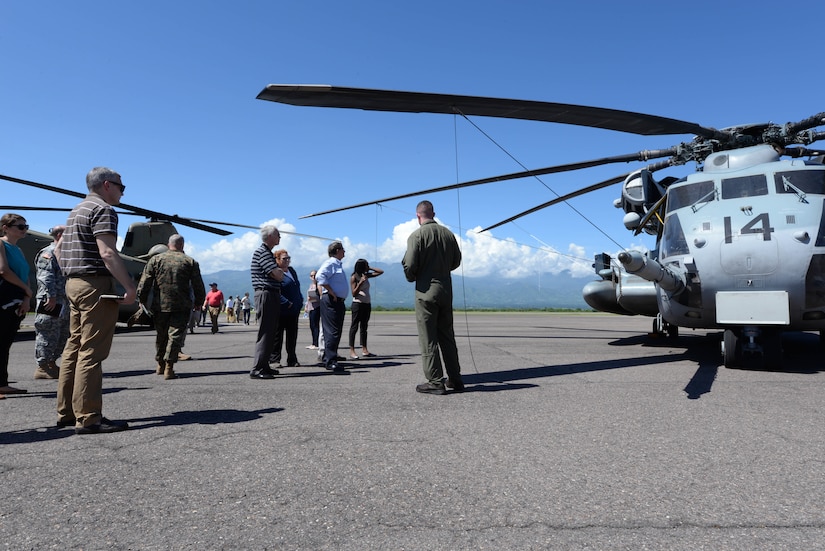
{"left": 652, "top": 314, "right": 669, "bottom": 336}
{"left": 666, "top": 323, "right": 679, "bottom": 339}
{"left": 722, "top": 329, "right": 741, "bottom": 368}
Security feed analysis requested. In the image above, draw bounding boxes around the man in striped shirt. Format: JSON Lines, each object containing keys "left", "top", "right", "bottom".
{"left": 57, "top": 167, "right": 136, "bottom": 434}
{"left": 249, "top": 225, "right": 284, "bottom": 379}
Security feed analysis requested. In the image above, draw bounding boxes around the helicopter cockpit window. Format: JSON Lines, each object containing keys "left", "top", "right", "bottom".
{"left": 774, "top": 170, "right": 825, "bottom": 195}
{"left": 720, "top": 174, "right": 768, "bottom": 200}
{"left": 661, "top": 213, "right": 689, "bottom": 258}
{"left": 666, "top": 180, "right": 715, "bottom": 213}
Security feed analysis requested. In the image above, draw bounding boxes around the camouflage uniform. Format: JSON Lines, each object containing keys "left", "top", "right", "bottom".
{"left": 137, "top": 250, "right": 205, "bottom": 378}
{"left": 34, "top": 243, "right": 69, "bottom": 374}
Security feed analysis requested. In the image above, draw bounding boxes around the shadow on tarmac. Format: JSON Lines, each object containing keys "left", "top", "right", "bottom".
{"left": 0, "top": 408, "right": 283, "bottom": 444}
{"left": 128, "top": 407, "right": 283, "bottom": 430}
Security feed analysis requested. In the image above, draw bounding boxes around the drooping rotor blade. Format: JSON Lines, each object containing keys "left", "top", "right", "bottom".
{"left": 258, "top": 84, "right": 726, "bottom": 140}
{"left": 0, "top": 173, "right": 232, "bottom": 236}
{"left": 300, "top": 149, "right": 678, "bottom": 219}
{"left": 188, "top": 218, "right": 334, "bottom": 241}
{"left": 0, "top": 206, "right": 72, "bottom": 212}
{"left": 480, "top": 160, "right": 672, "bottom": 232}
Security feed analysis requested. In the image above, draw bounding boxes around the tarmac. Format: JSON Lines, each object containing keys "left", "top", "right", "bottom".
{"left": 2, "top": 312, "right": 825, "bottom": 550}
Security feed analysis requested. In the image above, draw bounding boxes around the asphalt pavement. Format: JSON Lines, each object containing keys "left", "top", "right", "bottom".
{"left": 2, "top": 312, "right": 825, "bottom": 550}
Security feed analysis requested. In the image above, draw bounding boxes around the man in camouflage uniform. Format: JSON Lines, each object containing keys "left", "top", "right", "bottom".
{"left": 34, "top": 225, "right": 70, "bottom": 379}
{"left": 136, "top": 234, "right": 205, "bottom": 380}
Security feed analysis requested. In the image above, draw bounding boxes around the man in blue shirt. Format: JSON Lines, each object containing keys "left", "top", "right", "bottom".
{"left": 315, "top": 241, "right": 348, "bottom": 373}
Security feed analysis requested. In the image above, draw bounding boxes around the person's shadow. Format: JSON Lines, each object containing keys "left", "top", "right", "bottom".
{"left": 127, "top": 407, "right": 283, "bottom": 430}
{"left": 0, "top": 407, "right": 283, "bottom": 444}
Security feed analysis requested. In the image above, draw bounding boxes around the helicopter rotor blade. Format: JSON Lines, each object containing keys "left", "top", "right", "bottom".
{"left": 300, "top": 148, "right": 679, "bottom": 219}
{"left": 480, "top": 160, "right": 672, "bottom": 233}
{"left": 258, "top": 84, "right": 726, "bottom": 140}
{"left": 0, "top": 173, "right": 232, "bottom": 236}
{"left": 187, "top": 218, "right": 334, "bottom": 241}
{"left": 0, "top": 206, "right": 72, "bottom": 212}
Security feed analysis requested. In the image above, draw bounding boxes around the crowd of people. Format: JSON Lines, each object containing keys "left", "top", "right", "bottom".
{"left": 0, "top": 165, "right": 465, "bottom": 433}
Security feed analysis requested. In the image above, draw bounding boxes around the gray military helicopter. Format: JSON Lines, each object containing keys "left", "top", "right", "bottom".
{"left": 257, "top": 84, "right": 825, "bottom": 369}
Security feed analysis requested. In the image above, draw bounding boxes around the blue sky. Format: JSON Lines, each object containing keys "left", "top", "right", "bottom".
{"left": 4, "top": 1, "right": 824, "bottom": 278}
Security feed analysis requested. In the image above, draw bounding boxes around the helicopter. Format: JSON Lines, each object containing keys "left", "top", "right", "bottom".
{"left": 257, "top": 84, "right": 825, "bottom": 369}
{"left": 2, "top": 173, "right": 329, "bottom": 322}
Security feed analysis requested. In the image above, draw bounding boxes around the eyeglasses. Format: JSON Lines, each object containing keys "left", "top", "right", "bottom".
{"left": 107, "top": 180, "right": 126, "bottom": 193}
{"left": 281, "top": 256, "right": 291, "bottom": 261}
{"left": 10, "top": 224, "right": 29, "bottom": 230}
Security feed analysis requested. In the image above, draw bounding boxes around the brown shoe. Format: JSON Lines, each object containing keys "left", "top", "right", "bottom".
{"left": 164, "top": 362, "right": 178, "bottom": 380}
{"left": 34, "top": 365, "right": 58, "bottom": 380}
{"left": 177, "top": 352, "right": 192, "bottom": 361}
{"left": 156, "top": 362, "right": 165, "bottom": 375}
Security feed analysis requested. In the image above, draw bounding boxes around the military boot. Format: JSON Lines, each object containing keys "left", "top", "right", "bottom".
{"left": 34, "top": 364, "right": 58, "bottom": 380}
{"left": 164, "top": 362, "right": 178, "bottom": 380}
{"left": 156, "top": 361, "right": 165, "bottom": 375}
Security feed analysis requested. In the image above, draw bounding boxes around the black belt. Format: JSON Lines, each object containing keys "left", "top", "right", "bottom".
{"left": 66, "top": 273, "right": 109, "bottom": 278}
{"left": 255, "top": 288, "right": 280, "bottom": 293}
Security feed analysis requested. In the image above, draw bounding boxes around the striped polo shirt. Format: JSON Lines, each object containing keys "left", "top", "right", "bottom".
{"left": 250, "top": 242, "right": 281, "bottom": 292}
{"left": 60, "top": 193, "right": 118, "bottom": 277}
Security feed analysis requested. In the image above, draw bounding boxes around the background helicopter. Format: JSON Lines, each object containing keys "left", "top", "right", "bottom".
{"left": 2, "top": 173, "right": 328, "bottom": 322}
{"left": 258, "top": 84, "right": 825, "bottom": 369}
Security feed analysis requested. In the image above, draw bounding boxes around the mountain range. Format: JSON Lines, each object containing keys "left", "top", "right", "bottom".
{"left": 202, "top": 261, "right": 594, "bottom": 310}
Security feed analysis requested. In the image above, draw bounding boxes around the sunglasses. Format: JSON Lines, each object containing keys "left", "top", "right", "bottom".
{"left": 10, "top": 224, "right": 29, "bottom": 230}
{"left": 107, "top": 180, "right": 126, "bottom": 193}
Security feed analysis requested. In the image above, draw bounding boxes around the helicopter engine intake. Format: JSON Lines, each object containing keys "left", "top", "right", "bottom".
{"left": 617, "top": 250, "right": 685, "bottom": 294}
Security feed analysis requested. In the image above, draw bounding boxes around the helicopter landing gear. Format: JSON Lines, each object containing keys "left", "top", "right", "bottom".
{"left": 721, "top": 327, "right": 783, "bottom": 369}
{"left": 652, "top": 314, "right": 679, "bottom": 338}
{"left": 722, "top": 329, "right": 741, "bottom": 368}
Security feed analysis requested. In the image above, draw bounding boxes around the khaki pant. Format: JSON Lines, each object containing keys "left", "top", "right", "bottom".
{"left": 208, "top": 306, "right": 221, "bottom": 333}
{"left": 57, "top": 276, "right": 119, "bottom": 428}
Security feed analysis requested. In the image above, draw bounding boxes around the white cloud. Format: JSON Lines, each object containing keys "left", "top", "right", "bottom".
{"left": 189, "top": 217, "right": 595, "bottom": 279}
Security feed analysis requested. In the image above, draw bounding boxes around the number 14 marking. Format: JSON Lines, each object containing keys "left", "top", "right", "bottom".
{"left": 724, "top": 213, "right": 775, "bottom": 244}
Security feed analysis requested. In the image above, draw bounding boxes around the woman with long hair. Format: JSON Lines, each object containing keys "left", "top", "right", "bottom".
{"left": 348, "top": 258, "right": 383, "bottom": 359}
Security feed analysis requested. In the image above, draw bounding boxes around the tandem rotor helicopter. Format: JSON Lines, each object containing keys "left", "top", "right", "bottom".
{"left": 258, "top": 84, "right": 825, "bottom": 370}
{"left": 2, "top": 173, "right": 327, "bottom": 322}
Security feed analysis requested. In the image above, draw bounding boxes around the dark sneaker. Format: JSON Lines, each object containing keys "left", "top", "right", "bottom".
{"left": 332, "top": 365, "right": 347, "bottom": 375}
{"left": 446, "top": 378, "right": 465, "bottom": 392}
{"left": 250, "top": 369, "right": 276, "bottom": 379}
{"left": 75, "top": 417, "right": 129, "bottom": 435}
{"left": 416, "top": 382, "right": 446, "bottom": 395}
{"left": 56, "top": 418, "right": 76, "bottom": 428}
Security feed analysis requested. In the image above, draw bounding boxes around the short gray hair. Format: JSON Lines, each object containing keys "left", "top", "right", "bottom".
{"left": 260, "top": 225, "right": 279, "bottom": 240}
{"left": 168, "top": 234, "right": 184, "bottom": 248}
{"left": 86, "top": 167, "right": 121, "bottom": 192}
